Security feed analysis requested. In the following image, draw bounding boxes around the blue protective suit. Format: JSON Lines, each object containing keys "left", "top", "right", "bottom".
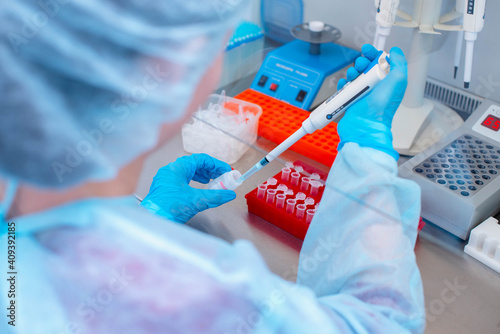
{"left": 0, "top": 143, "right": 425, "bottom": 334}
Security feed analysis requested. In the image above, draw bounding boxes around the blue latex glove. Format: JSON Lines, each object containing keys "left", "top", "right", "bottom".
{"left": 141, "top": 154, "right": 236, "bottom": 223}
{"left": 336, "top": 44, "right": 408, "bottom": 161}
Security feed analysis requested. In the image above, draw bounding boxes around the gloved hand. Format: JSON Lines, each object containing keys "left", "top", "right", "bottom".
{"left": 141, "top": 153, "right": 237, "bottom": 224}
{"left": 336, "top": 44, "right": 408, "bottom": 161}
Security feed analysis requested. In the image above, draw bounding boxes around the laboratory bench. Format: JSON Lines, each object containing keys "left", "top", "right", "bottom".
{"left": 136, "top": 132, "right": 500, "bottom": 334}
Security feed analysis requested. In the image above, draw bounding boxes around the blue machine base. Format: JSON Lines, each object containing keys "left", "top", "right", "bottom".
{"left": 250, "top": 40, "right": 360, "bottom": 110}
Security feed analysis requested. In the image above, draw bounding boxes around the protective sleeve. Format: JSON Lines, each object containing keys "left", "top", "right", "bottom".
{"left": 297, "top": 142, "right": 425, "bottom": 333}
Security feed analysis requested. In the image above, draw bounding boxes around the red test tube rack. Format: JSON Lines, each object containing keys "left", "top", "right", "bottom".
{"left": 245, "top": 162, "right": 327, "bottom": 240}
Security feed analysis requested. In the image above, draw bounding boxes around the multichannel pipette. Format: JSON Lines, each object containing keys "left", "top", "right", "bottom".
{"left": 239, "top": 51, "right": 391, "bottom": 183}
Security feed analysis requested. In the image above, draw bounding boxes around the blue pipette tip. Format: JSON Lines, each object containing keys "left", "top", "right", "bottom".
{"left": 464, "top": 82, "right": 470, "bottom": 89}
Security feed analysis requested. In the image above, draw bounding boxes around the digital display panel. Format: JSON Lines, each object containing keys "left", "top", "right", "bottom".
{"left": 480, "top": 114, "right": 500, "bottom": 132}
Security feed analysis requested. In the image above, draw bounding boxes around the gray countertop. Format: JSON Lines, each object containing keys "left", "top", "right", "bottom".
{"left": 136, "top": 132, "right": 500, "bottom": 334}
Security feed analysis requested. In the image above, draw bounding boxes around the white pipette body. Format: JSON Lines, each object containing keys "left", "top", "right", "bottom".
{"left": 301, "top": 51, "right": 390, "bottom": 134}
{"left": 240, "top": 51, "right": 390, "bottom": 182}
{"left": 462, "top": 0, "right": 486, "bottom": 88}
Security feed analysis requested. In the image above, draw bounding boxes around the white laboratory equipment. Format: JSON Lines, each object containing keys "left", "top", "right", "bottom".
{"left": 464, "top": 217, "right": 500, "bottom": 273}
{"left": 372, "top": 0, "right": 487, "bottom": 156}
{"left": 399, "top": 100, "right": 500, "bottom": 240}
{"left": 240, "top": 51, "right": 390, "bottom": 181}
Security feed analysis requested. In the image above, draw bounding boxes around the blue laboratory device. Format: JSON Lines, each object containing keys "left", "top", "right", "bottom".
{"left": 251, "top": 22, "right": 360, "bottom": 110}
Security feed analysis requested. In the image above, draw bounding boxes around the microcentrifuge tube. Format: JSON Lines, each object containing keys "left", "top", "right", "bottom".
{"left": 304, "top": 197, "right": 315, "bottom": 206}
{"left": 285, "top": 189, "right": 294, "bottom": 196}
{"left": 277, "top": 184, "right": 288, "bottom": 192}
{"left": 290, "top": 172, "right": 301, "bottom": 186}
{"left": 286, "top": 199, "right": 296, "bottom": 214}
{"left": 267, "top": 178, "right": 278, "bottom": 186}
{"left": 309, "top": 180, "right": 323, "bottom": 196}
{"left": 281, "top": 167, "right": 292, "bottom": 182}
{"left": 296, "top": 204, "right": 307, "bottom": 219}
{"left": 310, "top": 173, "right": 321, "bottom": 180}
{"left": 207, "top": 170, "right": 242, "bottom": 191}
{"left": 285, "top": 162, "right": 294, "bottom": 169}
{"left": 276, "top": 194, "right": 286, "bottom": 209}
{"left": 306, "top": 209, "right": 316, "bottom": 224}
{"left": 266, "top": 188, "right": 277, "bottom": 204}
{"left": 295, "top": 166, "right": 304, "bottom": 173}
{"left": 257, "top": 184, "right": 267, "bottom": 199}
{"left": 295, "top": 192, "right": 306, "bottom": 201}
{"left": 300, "top": 177, "right": 310, "bottom": 192}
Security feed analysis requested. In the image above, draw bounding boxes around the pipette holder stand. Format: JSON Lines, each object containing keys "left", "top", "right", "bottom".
{"left": 390, "top": 0, "right": 464, "bottom": 155}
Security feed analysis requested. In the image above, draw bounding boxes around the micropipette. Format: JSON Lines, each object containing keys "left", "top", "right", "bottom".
{"left": 239, "top": 50, "right": 391, "bottom": 182}
{"left": 373, "top": 0, "right": 400, "bottom": 51}
{"left": 462, "top": 0, "right": 486, "bottom": 88}
{"left": 454, "top": 30, "right": 464, "bottom": 79}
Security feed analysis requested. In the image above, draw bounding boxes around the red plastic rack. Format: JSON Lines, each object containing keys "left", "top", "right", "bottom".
{"left": 245, "top": 162, "right": 328, "bottom": 240}
{"left": 246, "top": 160, "right": 426, "bottom": 241}
{"left": 234, "top": 89, "right": 340, "bottom": 167}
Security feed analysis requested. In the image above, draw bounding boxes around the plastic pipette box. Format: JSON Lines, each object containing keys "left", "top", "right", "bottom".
{"left": 245, "top": 162, "right": 328, "bottom": 240}
{"left": 182, "top": 94, "right": 262, "bottom": 164}
{"left": 234, "top": 89, "right": 340, "bottom": 167}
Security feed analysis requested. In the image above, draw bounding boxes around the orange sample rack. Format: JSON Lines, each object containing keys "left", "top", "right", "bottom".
{"left": 234, "top": 89, "right": 340, "bottom": 167}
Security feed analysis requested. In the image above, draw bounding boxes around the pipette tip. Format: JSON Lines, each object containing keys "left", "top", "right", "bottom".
{"left": 464, "top": 82, "right": 470, "bottom": 89}
{"left": 239, "top": 164, "right": 258, "bottom": 182}
{"left": 239, "top": 158, "right": 269, "bottom": 183}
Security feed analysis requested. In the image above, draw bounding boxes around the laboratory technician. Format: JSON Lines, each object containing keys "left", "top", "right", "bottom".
{"left": 0, "top": 0, "right": 425, "bottom": 333}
